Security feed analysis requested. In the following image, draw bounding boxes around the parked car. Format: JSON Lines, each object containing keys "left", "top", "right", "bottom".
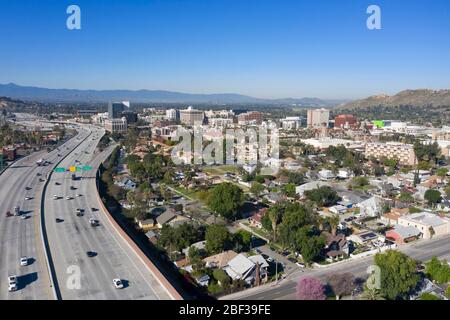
{"left": 113, "top": 279, "right": 124, "bottom": 289}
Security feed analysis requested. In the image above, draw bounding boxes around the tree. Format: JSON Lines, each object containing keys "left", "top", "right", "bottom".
{"left": 327, "top": 214, "right": 340, "bottom": 236}
{"left": 436, "top": 168, "right": 448, "bottom": 183}
{"left": 250, "top": 182, "right": 265, "bottom": 197}
{"left": 296, "top": 277, "right": 326, "bottom": 300}
{"left": 424, "top": 189, "right": 442, "bottom": 208}
{"left": 267, "top": 203, "right": 284, "bottom": 242}
{"left": 278, "top": 203, "right": 316, "bottom": 249}
{"left": 305, "top": 186, "right": 340, "bottom": 207}
{"left": 425, "top": 257, "right": 450, "bottom": 284}
{"left": 213, "top": 269, "right": 231, "bottom": 287}
{"left": 398, "top": 192, "right": 414, "bottom": 203}
{"left": 360, "top": 286, "right": 385, "bottom": 300}
{"left": 205, "top": 224, "right": 231, "bottom": 254}
{"left": 326, "top": 273, "right": 355, "bottom": 300}
{"left": 374, "top": 250, "right": 419, "bottom": 300}
{"left": 207, "top": 183, "right": 244, "bottom": 221}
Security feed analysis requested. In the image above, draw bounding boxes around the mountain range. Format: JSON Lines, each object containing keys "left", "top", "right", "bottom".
{"left": 0, "top": 83, "right": 342, "bottom": 106}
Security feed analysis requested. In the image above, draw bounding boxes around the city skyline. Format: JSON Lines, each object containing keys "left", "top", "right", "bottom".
{"left": 1, "top": 0, "right": 450, "bottom": 99}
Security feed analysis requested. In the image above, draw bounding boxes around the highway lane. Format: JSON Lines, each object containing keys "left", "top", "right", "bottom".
{"left": 0, "top": 127, "right": 90, "bottom": 300}
{"left": 44, "top": 126, "right": 172, "bottom": 300}
{"left": 223, "top": 234, "right": 450, "bottom": 300}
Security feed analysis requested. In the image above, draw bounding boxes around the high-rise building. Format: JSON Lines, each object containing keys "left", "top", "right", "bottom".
{"left": 237, "top": 111, "right": 262, "bottom": 125}
{"left": 104, "top": 117, "right": 128, "bottom": 133}
{"left": 334, "top": 114, "right": 357, "bottom": 129}
{"left": 307, "top": 108, "right": 330, "bottom": 128}
{"left": 180, "top": 106, "right": 204, "bottom": 125}
{"left": 108, "top": 101, "right": 130, "bottom": 119}
{"left": 122, "top": 111, "right": 138, "bottom": 124}
{"left": 166, "top": 109, "right": 179, "bottom": 121}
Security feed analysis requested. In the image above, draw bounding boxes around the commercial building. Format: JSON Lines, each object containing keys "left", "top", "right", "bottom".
{"left": 237, "top": 111, "right": 262, "bottom": 125}
{"left": 108, "top": 101, "right": 129, "bottom": 119}
{"left": 104, "top": 117, "right": 127, "bottom": 133}
{"left": 397, "top": 212, "right": 450, "bottom": 239}
{"left": 180, "top": 106, "right": 204, "bottom": 125}
{"left": 307, "top": 108, "right": 330, "bottom": 128}
{"left": 334, "top": 114, "right": 357, "bottom": 129}
{"left": 122, "top": 111, "right": 138, "bottom": 124}
{"left": 280, "top": 117, "right": 302, "bottom": 130}
{"left": 364, "top": 142, "right": 417, "bottom": 166}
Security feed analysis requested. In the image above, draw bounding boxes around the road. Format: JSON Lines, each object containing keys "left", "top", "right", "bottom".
{"left": 222, "top": 234, "right": 450, "bottom": 300}
{"left": 0, "top": 126, "right": 89, "bottom": 300}
{"left": 44, "top": 125, "right": 173, "bottom": 299}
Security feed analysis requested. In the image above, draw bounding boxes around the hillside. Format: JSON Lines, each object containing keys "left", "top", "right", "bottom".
{"left": 339, "top": 89, "right": 450, "bottom": 109}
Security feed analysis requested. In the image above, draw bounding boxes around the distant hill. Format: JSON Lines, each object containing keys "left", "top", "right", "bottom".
{"left": 0, "top": 83, "right": 340, "bottom": 106}
{"left": 339, "top": 89, "right": 450, "bottom": 110}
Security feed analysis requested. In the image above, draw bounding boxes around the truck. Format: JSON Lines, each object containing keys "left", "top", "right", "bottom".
{"left": 14, "top": 206, "right": 20, "bottom": 216}
{"left": 71, "top": 173, "right": 76, "bottom": 181}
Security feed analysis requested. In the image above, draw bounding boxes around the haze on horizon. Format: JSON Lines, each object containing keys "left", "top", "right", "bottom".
{"left": 1, "top": 0, "right": 450, "bottom": 100}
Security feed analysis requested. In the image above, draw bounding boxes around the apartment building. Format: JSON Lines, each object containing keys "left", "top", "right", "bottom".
{"left": 365, "top": 142, "right": 417, "bottom": 166}
{"left": 307, "top": 108, "right": 330, "bottom": 128}
{"left": 237, "top": 111, "right": 262, "bottom": 125}
{"left": 180, "top": 106, "right": 205, "bottom": 125}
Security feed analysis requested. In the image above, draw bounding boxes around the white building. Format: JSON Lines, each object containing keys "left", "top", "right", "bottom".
{"left": 180, "top": 106, "right": 204, "bottom": 125}
{"left": 166, "top": 109, "right": 179, "bottom": 121}
{"left": 281, "top": 117, "right": 302, "bottom": 130}
{"left": 104, "top": 117, "right": 127, "bottom": 133}
{"left": 398, "top": 212, "right": 450, "bottom": 239}
{"left": 365, "top": 142, "right": 417, "bottom": 166}
{"left": 307, "top": 108, "right": 330, "bottom": 128}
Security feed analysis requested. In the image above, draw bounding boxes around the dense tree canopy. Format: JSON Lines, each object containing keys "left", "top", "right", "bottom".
{"left": 207, "top": 183, "right": 244, "bottom": 221}
{"left": 374, "top": 250, "right": 419, "bottom": 300}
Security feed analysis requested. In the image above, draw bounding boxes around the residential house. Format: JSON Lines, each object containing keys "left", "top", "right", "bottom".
{"left": 324, "top": 232, "right": 350, "bottom": 261}
{"left": 115, "top": 176, "right": 137, "bottom": 191}
{"left": 381, "top": 208, "right": 409, "bottom": 226}
{"left": 356, "top": 196, "right": 384, "bottom": 217}
{"left": 224, "top": 254, "right": 269, "bottom": 285}
{"left": 349, "top": 231, "right": 379, "bottom": 245}
{"left": 203, "top": 250, "right": 238, "bottom": 269}
{"left": 249, "top": 208, "right": 268, "bottom": 229}
{"left": 318, "top": 169, "right": 335, "bottom": 181}
{"left": 295, "top": 181, "right": 330, "bottom": 197}
{"left": 137, "top": 218, "right": 155, "bottom": 232}
{"left": 182, "top": 241, "right": 207, "bottom": 257}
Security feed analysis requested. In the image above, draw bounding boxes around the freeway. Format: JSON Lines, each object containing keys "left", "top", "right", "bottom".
{"left": 44, "top": 126, "right": 173, "bottom": 299}
{"left": 223, "top": 234, "right": 450, "bottom": 300}
{"left": 0, "top": 126, "right": 91, "bottom": 299}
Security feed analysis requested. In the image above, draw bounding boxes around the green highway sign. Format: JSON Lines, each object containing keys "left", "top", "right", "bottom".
{"left": 54, "top": 166, "right": 94, "bottom": 173}
{"left": 55, "top": 167, "right": 66, "bottom": 173}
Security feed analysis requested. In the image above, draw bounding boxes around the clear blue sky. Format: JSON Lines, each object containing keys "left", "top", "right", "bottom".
{"left": 1, "top": 0, "right": 449, "bottom": 99}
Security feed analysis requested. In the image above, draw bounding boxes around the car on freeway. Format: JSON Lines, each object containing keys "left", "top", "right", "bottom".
{"left": 55, "top": 218, "right": 64, "bottom": 223}
{"left": 25, "top": 187, "right": 31, "bottom": 191}
{"left": 55, "top": 182, "right": 61, "bottom": 186}
{"left": 86, "top": 251, "right": 97, "bottom": 258}
{"left": 66, "top": 196, "right": 73, "bottom": 200}
{"left": 112, "top": 279, "right": 124, "bottom": 289}
{"left": 20, "top": 257, "right": 28, "bottom": 266}
{"left": 36, "top": 173, "right": 41, "bottom": 176}
{"left": 89, "top": 218, "right": 99, "bottom": 227}
{"left": 8, "top": 276, "right": 18, "bottom": 292}
{"left": 21, "top": 214, "right": 29, "bottom": 220}
{"left": 76, "top": 194, "right": 82, "bottom": 197}
{"left": 53, "top": 195, "right": 59, "bottom": 200}
{"left": 25, "top": 197, "right": 32, "bottom": 201}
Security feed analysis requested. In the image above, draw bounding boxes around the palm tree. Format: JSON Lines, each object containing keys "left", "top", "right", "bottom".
{"left": 360, "top": 286, "right": 385, "bottom": 300}
{"left": 327, "top": 214, "right": 340, "bottom": 236}
{"left": 268, "top": 206, "right": 282, "bottom": 242}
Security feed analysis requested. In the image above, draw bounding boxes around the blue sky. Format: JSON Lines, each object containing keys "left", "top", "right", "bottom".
{"left": 0, "top": 0, "right": 449, "bottom": 99}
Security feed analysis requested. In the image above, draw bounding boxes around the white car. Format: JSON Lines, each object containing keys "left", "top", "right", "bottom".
{"left": 66, "top": 196, "right": 73, "bottom": 200}
{"left": 76, "top": 194, "right": 82, "bottom": 198}
{"left": 296, "top": 262, "right": 305, "bottom": 268}
{"left": 25, "top": 197, "right": 32, "bottom": 201}
{"left": 21, "top": 215, "right": 28, "bottom": 220}
{"left": 20, "top": 257, "right": 28, "bottom": 266}
{"left": 53, "top": 195, "right": 59, "bottom": 200}
{"left": 8, "top": 276, "right": 18, "bottom": 292}
{"left": 113, "top": 278, "right": 124, "bottom": 289}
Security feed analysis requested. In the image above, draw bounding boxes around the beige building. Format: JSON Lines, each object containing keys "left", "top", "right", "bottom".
{"left": 307, "top": 108, "right": 330, "bottom": 128}
{"left": 398, "top": 212, "right": 450, "bottom": 239}
{"left": 365, "top": 142, "right": 416, "bottom": 166}
{"left": 104, "top": 117, "right": 127, "bottom": 133}
{"left": 180, "top": 106, "right": 204, "bottom": 125}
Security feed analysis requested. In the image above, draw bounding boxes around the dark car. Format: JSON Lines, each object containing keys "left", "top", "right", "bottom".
{"left": 56, "top": 218, "right": 64, "bottom": 223}
{"left": 86, "top": 251, "right": 97, "bottom": 258}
